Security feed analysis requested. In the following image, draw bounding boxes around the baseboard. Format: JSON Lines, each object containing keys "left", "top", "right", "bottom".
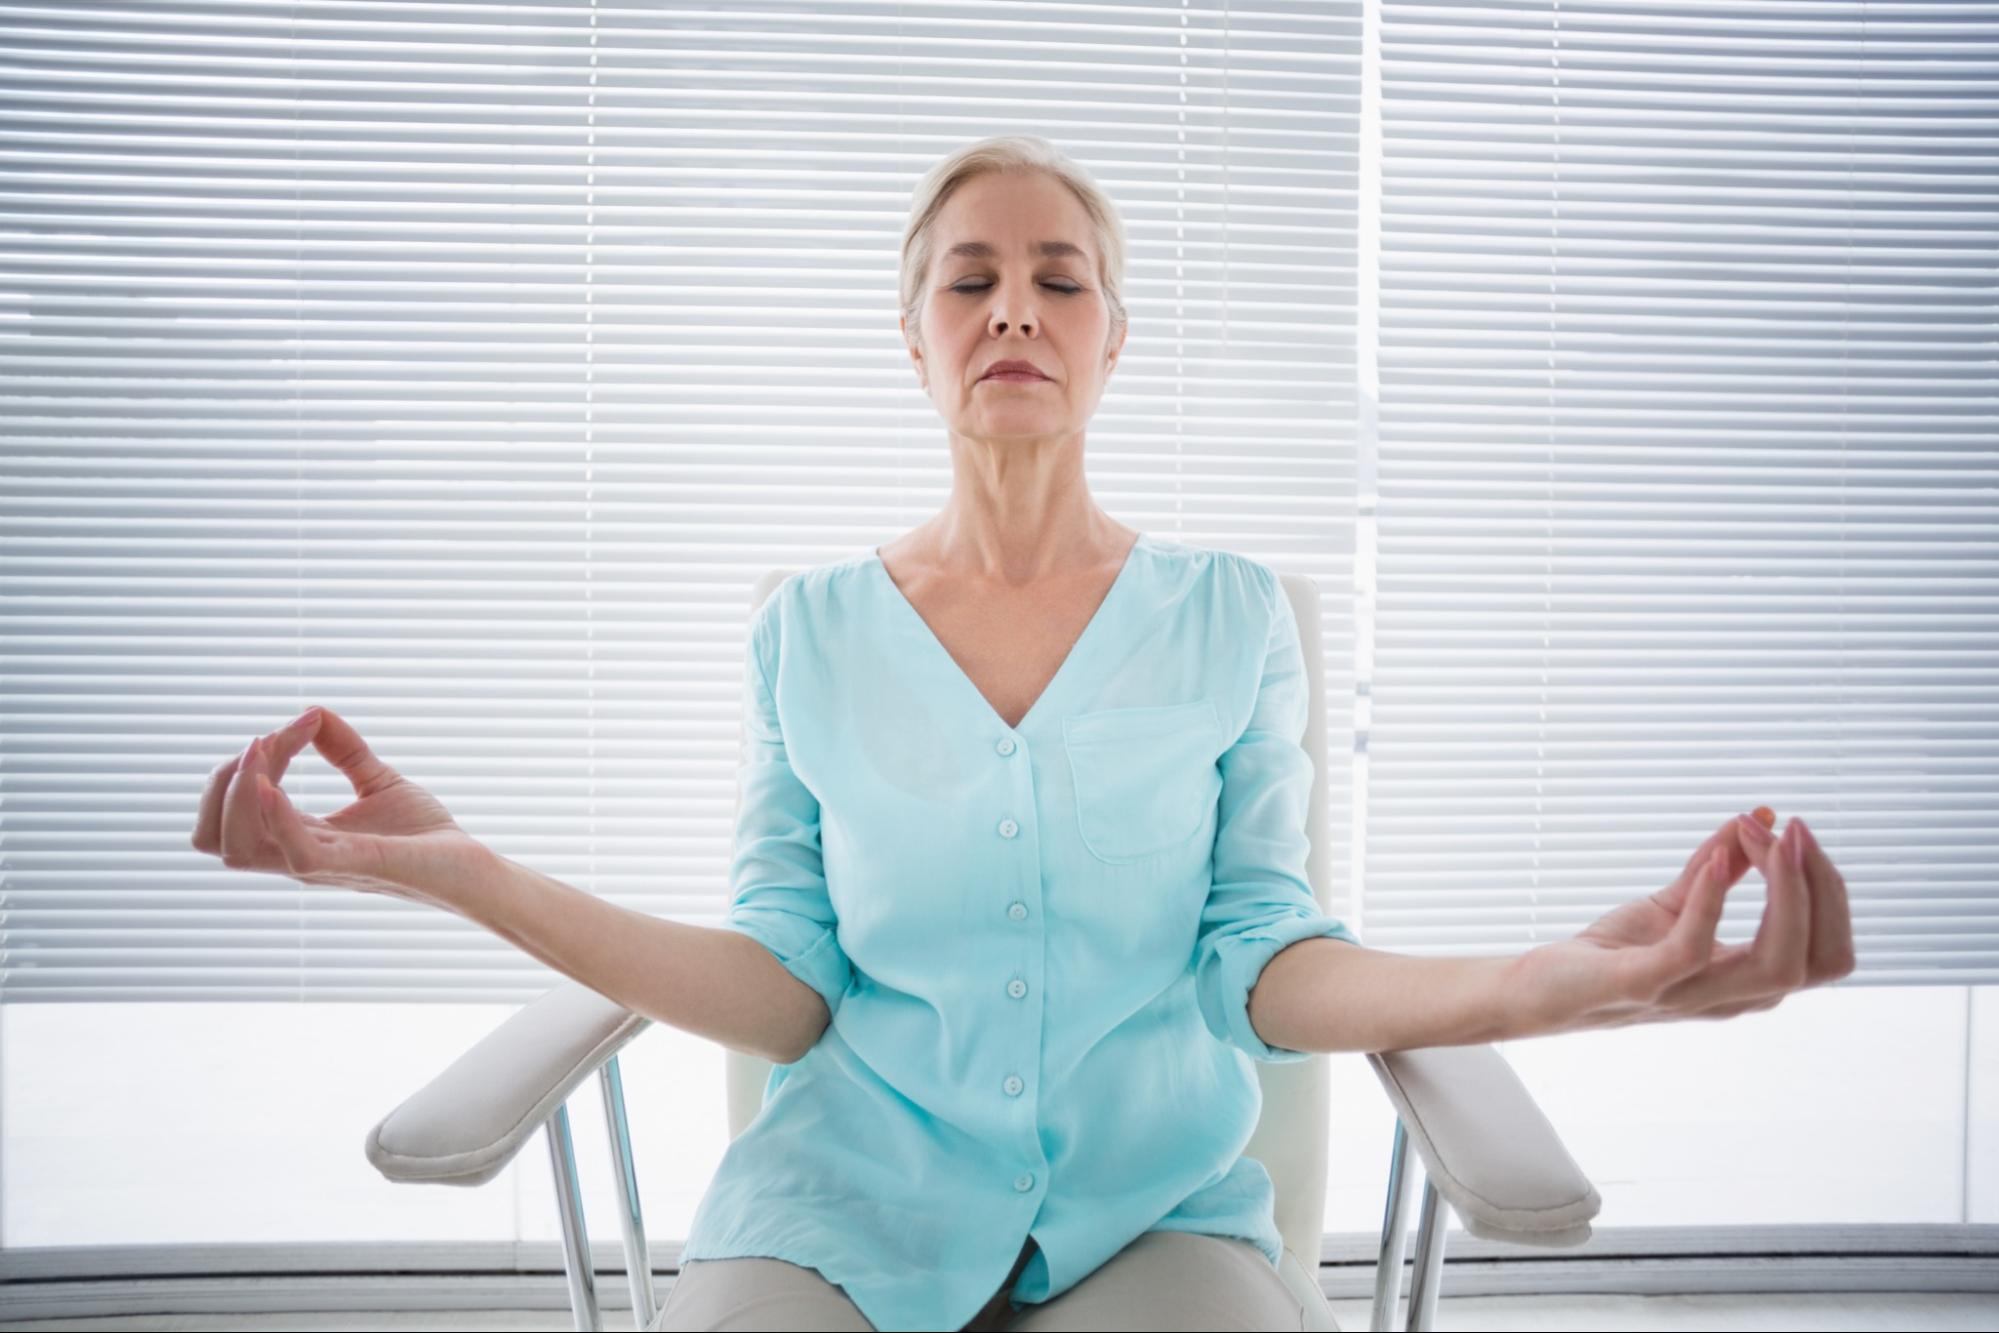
{"left": 2, "top": 1225, "right": 1995, "bottom": 1325}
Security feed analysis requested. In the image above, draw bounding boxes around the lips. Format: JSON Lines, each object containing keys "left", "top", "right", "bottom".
{"left": 980, "top": 359, "right": 1049, "bottom": 381}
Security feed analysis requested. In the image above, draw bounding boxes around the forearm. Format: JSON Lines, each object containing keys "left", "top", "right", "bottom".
{"left": 1248, "top": 936, "right": 1522, "bottom": 1056}
{"left": 439, "top": 846, "right": 829, "bottom": 1065}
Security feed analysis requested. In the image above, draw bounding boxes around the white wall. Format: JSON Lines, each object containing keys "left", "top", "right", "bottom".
{"left": 6, "top": 984, "right": 1992, "bottom": 1249}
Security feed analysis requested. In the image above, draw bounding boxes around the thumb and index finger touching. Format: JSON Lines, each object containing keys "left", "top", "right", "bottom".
{"left": 292, "top": 705, "right": 403, "bottom": 797}
{"left": 1687, "top": 805, "right": 1775, "bottom": 879}
{"left": 1661, "top": 805, "right": 1773, "bottom": 909}
{"left": 202, "top": 705, "right": 403, "bottom": 858}
{"left": 219, "top": 705, "right": 405, "bottom": 881}
{"left": 1656, "top": 806, "right": 1780, "bottom": 977}
{"left": 252, "top": 705, "right": 393, "bottom": 876}
{"left": 1679, "top": 804, "right": 1811, "bottom": 986}
{"left": 242, "top": 704, "right": 403, "bottom": 799}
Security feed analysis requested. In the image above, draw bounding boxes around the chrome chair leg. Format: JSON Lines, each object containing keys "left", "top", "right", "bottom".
{"left": 1369, "top": 1118, "right": 1416, "bottom": 1331}
{"left": 599, "top": 1054, "right": 659, "bottom": 1330}
{"left": 1403, "top": 1173, "right": 1450, "bottom": 1331}
{"left": 548, "top": 1103, "right": 603, "bottom": 1332}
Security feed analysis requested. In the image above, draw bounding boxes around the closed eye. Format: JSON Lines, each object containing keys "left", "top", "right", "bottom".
{"left": 951, "top": 281, "right": 1082, "bottom": 295}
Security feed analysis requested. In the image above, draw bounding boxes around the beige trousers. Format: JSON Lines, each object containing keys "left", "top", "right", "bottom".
{"left": 651, "top": 1229, "right": 1309, "bottom": 1332}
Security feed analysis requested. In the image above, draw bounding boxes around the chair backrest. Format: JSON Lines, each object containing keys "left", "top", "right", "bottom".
{"left": 723, "top": 564, "right": 1333, "bottom": 1268}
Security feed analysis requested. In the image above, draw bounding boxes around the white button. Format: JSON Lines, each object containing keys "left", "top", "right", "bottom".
{"left": 1008, "top": 902, "right": 1028, "bottom": 921}
{"left": 996, "top": 736, "right": 1017, "bottom": 756}
{"left": 1014, "top": 1173, "right": 1035, "bottom": 1192}
{"left": 1007, "top": 978, "right": 1027, "bottom": 999}
{"left": 998, "top": 818, "right": 1018, "bottom": 838}
{"left": 1003, "top": 1074, "right": 1024, "bottom": 1096}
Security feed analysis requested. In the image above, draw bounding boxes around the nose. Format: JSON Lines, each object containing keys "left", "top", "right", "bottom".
{"left": 984, "top": 279, "right": 1039, "bottom": 337}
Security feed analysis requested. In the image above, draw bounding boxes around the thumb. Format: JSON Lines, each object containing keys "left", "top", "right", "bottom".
{"left": 302, "top": 705, "right": 404, "bottom": 800}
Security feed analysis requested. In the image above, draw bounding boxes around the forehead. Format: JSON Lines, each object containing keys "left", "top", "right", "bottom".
{"left": 932, "top": 172, "right": 1096, "bottom": 264}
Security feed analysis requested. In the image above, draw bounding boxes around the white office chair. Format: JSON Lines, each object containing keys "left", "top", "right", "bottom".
{"left": 364, "top": 567, "right": 1602, "bottom": 1331}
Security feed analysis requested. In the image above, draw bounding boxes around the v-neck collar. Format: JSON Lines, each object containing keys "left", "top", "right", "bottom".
{"left": 871, "top": 532, "right": 1150, "bottom": 735}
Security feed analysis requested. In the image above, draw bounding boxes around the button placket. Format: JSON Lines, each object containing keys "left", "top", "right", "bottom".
{"left": 996, "top": 730, "right": 1039, "bottom": 1168}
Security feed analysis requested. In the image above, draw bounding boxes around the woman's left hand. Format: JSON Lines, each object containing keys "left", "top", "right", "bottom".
{"left": 1504, "top": 810, "right": 1858, "bottom": 1041}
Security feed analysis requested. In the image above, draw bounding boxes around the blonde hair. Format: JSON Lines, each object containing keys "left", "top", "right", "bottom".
{"left": 899, "top": 134, "right": 1129, "bottom": 357}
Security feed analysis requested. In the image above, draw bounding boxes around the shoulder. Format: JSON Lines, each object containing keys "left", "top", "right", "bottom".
{"left": 1145, "top": 534, "right": 1283, "bottom": 611}
{"left": 749, "top": 549, "right": 879, "bottom": 659}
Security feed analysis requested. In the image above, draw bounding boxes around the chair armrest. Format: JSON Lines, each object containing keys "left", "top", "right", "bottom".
{"left": 1365, "top": 1044, "right": 1602, "bottom": 1247}
{"left": 365, "top": 979, "right": 653, "bottom": 1187}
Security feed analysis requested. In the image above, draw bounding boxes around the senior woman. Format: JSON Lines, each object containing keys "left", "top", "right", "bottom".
{"left": 193, "top": 135, "right": 1855, "bottom": 1332}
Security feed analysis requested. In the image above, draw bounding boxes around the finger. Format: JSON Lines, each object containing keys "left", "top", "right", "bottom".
{"left": 1718, "top": 807, "right": 1778, "bottom": 891}
{"left": 1709, "top": 816, "right": 1758, "bottom": 888}
{"left": 262, "top": 706, "right": 324, "bottom": 782}
{"left": 1693, "top": 812, "right": 1768, "bottom": 888}
{"left": 303, "top": 705, "right": 403, "bottom": 798}
{"left": 1731, "top": 812, "right": 1779, "bottom": 879}
{"left": 1658, "top": 818, "right": 1753, "bottom": 916}
{"left": 1750, "top": 819, "right": 1813, "bottom": 991}
{"left": 257, "top": 772, "right": 317, "bottom": 875}
{"left": 1677, "top": 824, "right": 1726, "bottom": 883}
{"left": 192, "top": 751, "right": 243, "bottom": 855}
{"left": 196, "top": 709, "right": 318, "bottom": 858}
{"left": 1656, "top": 817, "right": 1802, "bottom": 1017}
{"left": 1667, "top": 846, "right": 1730, "bottom": 977}
{"left": 1796, "top": 817, "right": 1858, "bottom": 980}
{"left": 1634, "top": 844, "right": 1731, "bottom": 1009}
{"left": 220, "top": 734, "right": 272, "bottom": 866}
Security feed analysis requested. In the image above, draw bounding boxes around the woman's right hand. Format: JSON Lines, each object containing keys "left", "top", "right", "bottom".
{"left": 191, "top": 705, "right": 495, "bottom": 911}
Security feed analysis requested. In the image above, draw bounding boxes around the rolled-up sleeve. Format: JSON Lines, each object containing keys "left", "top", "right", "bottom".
{"left": 720, "top": 593, "right": 854, "bottom": 1031}
{"left": 1193, "top": 566, "right": 1362, "bottom": 1063}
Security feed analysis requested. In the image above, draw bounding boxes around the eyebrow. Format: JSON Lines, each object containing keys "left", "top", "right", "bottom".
{"left": 943, "top": 240, "right": 1089, "bottom": 263}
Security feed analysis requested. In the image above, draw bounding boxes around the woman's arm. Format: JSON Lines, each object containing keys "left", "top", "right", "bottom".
{"left": 1249, "top": 811, "right": 1854, "bottom": 1055}
{"left": 1250, "top": 936, "right": 1517, "bottom": 1055}
{"left": 447, "top": 844, "right": 831, "bottom": 1065}
{"left": 195, "top": 705, "right": 828, "bottom": 1064}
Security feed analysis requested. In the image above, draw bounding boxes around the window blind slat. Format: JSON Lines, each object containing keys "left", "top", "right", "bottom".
{"left": 0, "top": 0, "right": 1364, "bottom": 1002}
{"left": 1372, "top": 0, "right": 1999, "bottom": 982}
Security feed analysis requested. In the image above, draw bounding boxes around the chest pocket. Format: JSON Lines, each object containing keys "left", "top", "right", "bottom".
{"left": 1062, "top": 698, "right": 1224, "bottom": 864}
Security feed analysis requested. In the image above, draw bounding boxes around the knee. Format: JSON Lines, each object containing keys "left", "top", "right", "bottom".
{"left": 653, "top": 1257, "right": 875, "bottom": 1332}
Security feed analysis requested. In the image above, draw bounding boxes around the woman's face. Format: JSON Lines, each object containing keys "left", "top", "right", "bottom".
{"left": 904, "top": 170, "right": 1124, "bottom": 452}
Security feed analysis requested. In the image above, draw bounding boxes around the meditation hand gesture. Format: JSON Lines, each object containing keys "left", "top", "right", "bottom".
{"left": 1506, "top": 809, "right": 1858, "bottom": 1041}
{"left": 189, "top": 706, "right": 491, "bottom": 911}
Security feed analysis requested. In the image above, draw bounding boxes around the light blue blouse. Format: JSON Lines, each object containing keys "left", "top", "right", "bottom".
{"left": 679, "top": 531, "right": 1363, "bottom": 1332}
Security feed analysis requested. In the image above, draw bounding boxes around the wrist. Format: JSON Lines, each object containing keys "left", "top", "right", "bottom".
{"left": 1495, "top": 947, "right": 1549, "bottom": 1044}
{"left": 1498, "top": 943, "right": 1626, "bottom": 1044}
{"left": 391, "top": 835, "right": 512, "bottom": 920}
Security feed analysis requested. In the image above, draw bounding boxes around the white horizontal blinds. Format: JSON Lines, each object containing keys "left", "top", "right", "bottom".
{"left": 0, "top": 1, "right": 1363, "bottom": 1003}
{"left": 0, "top": 2, "right": 609, "bottom": 1005}
{"left": 1370, "top": 2, "right": 1999, "bottom": 981}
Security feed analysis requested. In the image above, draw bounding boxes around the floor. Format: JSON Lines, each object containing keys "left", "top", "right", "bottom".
{"left": 3, "top": 1294, "right": 1999, "bottom": 1331}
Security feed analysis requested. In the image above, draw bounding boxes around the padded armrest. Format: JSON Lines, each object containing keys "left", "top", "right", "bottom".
{"left": 366, "top": 980, "right": 653, "bottom": 1187}
{"left": 1365, "top": 1044, "right": 1602, "bottom": 1247}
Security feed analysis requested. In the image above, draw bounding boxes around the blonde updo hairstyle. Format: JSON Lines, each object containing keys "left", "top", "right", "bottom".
{"left": 899, "top": 134, "right": 1129, "bottom": 363}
